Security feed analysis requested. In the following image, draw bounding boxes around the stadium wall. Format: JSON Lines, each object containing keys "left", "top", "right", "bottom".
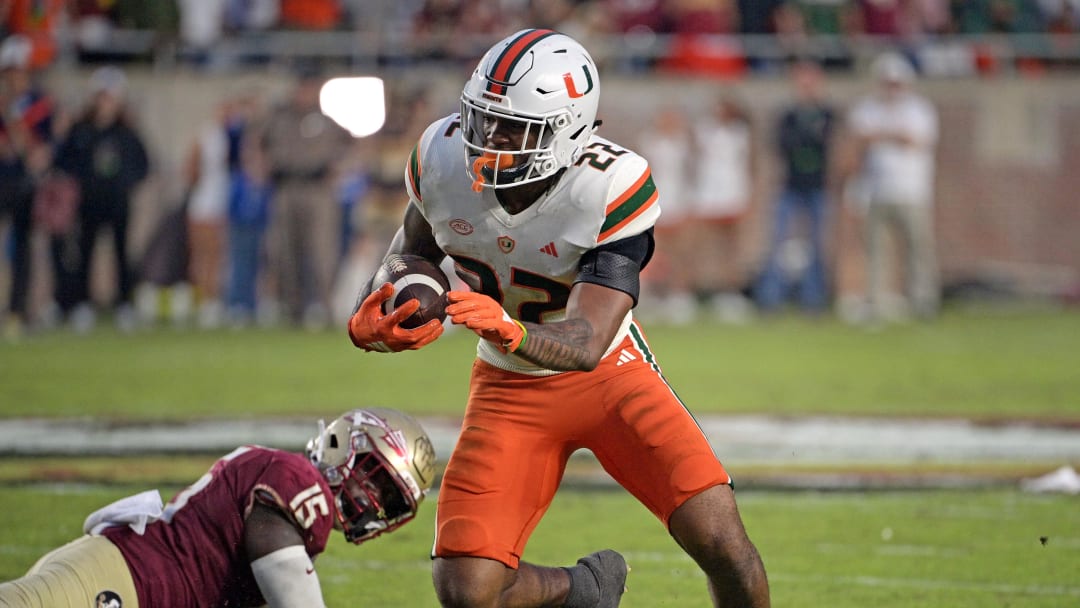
{"left": 24, "top": 67, "right": 1080, "bottom": 308}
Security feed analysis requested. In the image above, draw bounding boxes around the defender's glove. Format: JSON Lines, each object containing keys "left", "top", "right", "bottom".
{"left": 348, "top": 283, "right": 443, "bottom": 352}
{"left": 446, "top": 291, "right": 526, "bottom": 353}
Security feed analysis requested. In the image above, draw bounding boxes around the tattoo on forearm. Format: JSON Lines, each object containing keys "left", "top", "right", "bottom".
{"left": 517, "top": 319, "right": 594, "bottom": 371}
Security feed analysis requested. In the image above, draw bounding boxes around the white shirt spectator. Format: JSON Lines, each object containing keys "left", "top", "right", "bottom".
{"left": 849, "top": 52, "right": 942, "bottom": 322}
{"left": 849, "top": 54, "right": 939, "bottom": 206}
{"left": 187, "top": 122, "right": 230, "bottom": 222}
{"left": 638, "top": 107, "right": 692, "bottom": 226}
{"left": 691, "top": 110, "right": 751, "bottom": 219}
{"left": 178, "top": 0, "right": 228, "bottom": 50}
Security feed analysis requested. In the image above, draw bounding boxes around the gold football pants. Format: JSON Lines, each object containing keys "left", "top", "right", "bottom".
{"left": 0, "top": 535, "right": 138, "bottom": 608}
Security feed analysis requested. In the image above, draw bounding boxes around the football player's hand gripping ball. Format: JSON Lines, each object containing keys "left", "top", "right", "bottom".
{"left": 348, "top": 282, "right": 444, "bottom": 352}
{"left": 446, "top": 291, "right": 526, "bottom": 353}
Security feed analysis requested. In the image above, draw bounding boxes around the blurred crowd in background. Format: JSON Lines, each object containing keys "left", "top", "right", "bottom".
{"left": 2, "top": 0, "right": 1079, "bottom": 74}
{"left": 2, "top": 1, "right": 1079, "bottom": 340}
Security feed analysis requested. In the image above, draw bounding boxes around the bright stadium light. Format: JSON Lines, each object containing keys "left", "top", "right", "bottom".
{"left": 320, "top": 76, "right": 385, "bottom": 137}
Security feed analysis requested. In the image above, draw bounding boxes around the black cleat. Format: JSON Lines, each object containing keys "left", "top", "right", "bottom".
{"left": 577, "top": 550, "right": 628, "bottom": 608}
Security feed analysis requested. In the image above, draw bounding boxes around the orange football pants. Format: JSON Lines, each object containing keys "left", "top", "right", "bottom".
{"left": 434, "top": 323, "right": 731, "bottom": 568}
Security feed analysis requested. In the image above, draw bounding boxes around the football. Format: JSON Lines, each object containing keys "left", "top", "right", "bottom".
{"left": 371, "top": 254, "right": 451, "bottom": 329}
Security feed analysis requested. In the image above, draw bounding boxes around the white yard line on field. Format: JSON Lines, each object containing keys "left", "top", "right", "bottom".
{"left": 2, "top": 415, "right": 1078, "bottom": 464}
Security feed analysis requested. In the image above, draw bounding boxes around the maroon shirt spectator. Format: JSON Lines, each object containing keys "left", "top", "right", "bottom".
{"left": 856, "top": 0, "right": 904, "bottom": 36}
{"left": 603, "top": 0, "right": 668, "bottom": 33}
{"left": 665, "top": 0, "right": 737, "bottom": 34}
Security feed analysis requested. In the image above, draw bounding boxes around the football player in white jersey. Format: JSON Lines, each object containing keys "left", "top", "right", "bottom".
{"left": 347, "top": 29, "right": 770, "bottom": 608}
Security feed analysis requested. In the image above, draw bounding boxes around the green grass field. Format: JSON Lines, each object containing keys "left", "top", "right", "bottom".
{"left": 1, "top": 483, "right": 1076, "bottom": 607}
{"left": 2, "top": 308, "right": 1079, "bottom": 421}
{"left": 1, "top": 308, "right": 1078, "bottom": 606}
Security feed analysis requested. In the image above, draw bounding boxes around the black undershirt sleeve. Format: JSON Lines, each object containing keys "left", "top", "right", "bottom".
{"left": 574, "top": 228, "right": 655, "bottom": 306}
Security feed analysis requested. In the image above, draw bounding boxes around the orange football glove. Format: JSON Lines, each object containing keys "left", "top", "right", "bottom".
{"left": 445, "top": 290, "right": 526, "bottom": 353}
{"left": 348, "top": 282, "right": 444, "bottom": 352}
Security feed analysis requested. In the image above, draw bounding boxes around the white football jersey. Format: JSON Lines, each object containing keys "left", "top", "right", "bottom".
{"left": 406, "top": 114, "right": 661, "bottom": 375}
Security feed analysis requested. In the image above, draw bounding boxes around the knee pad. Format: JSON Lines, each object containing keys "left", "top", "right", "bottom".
{"left": 436, "top": 515, "right": 490, "bottom": 556}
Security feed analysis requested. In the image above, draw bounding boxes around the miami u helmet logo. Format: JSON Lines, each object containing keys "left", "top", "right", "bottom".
{"left": 563, "top": 65, "right": 594, "bottom": 99}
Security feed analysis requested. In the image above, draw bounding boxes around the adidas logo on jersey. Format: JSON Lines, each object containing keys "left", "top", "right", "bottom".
{"left": 616, "top": 349, "right": 636, "bottom": 366}
{"left": 539, "top": 242, "right": 559, "bottom": 257}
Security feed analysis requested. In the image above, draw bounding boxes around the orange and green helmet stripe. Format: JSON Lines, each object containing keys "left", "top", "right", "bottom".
{"left": 485, "top": 29, "right": 558, "bottom": 95}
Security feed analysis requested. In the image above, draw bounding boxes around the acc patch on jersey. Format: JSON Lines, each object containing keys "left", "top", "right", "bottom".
{"left": 449, "top": 218, "right": 474, "bottom": 235}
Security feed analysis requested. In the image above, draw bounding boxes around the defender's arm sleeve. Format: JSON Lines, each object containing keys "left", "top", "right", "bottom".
{"left": 250, "top": 545, "right": 327, "bottom": 608}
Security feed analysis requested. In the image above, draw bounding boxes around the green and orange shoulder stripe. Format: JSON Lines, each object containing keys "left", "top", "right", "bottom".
{"left": 597, "top": 162, "right": 660, "bottom": 244}
{"left": 404, "top": 137, "right": 424, "bottom": 204}
{"left": 404, "top": 116, "right": 459, "bottom": 205}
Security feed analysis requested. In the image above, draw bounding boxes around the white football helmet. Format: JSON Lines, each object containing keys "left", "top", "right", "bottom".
{"left": 306, "top": 408, "right": 437, "bottom": 544}
{"left": 461, "top": 29, "right": 600, "bottom": 190}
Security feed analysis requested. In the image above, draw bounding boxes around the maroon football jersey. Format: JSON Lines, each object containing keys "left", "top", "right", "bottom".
{"left": 103, "top": 446, "right": 335, "bottom": 607}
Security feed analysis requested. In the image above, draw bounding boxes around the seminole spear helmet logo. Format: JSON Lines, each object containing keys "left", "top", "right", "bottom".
{"left": 95, "top": 590, "right": 123, "bottom": 608}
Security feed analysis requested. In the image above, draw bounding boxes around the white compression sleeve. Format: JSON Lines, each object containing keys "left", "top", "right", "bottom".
{"left": 250, "top": 545, "right": 327, "bottom": 608}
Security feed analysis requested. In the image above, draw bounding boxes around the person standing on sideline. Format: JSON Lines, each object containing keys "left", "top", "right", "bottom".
{"left": 688, "top": 93, "right": 757, "bottom": 321}
{"left": 635, "top": 105, "right": 696, "bottom": 323}
{"left": 50, "top": 66, "right": 149, "bottom": 333}
{"left": 251, "top": 64, "right": 353, "bottom": 329}
{"left": 183, "top": 96, "right": 233, "bottom": 329}
{"left": 755, "top": 58, "right": 836, "bottom": 314}
{"left": 848, "top": 52, "right": 940, "bottom": 323}
{"left": 347, "top": 29, "right": 770, "bottom": 608}
{"left": 225, "top": 126, "right": 274, "bottom": 327}
{"left": 0, "top": 34, "right": 58, "bottom": 339}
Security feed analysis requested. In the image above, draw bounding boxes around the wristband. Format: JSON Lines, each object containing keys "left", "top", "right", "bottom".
{"left": 508, "top": 320, "right": 527, "bottom": 352}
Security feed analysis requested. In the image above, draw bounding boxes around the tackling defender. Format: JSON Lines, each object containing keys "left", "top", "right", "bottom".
{"left": 0, "top": 408, "right": 436, "bottom": 608}
{"left": 348, "top": 29, "right": 770, "bottom": 607}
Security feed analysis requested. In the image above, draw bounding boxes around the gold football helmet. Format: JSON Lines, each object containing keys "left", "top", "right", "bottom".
{"left": 306, "top": 408, "right": 437, "bottom": 543}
